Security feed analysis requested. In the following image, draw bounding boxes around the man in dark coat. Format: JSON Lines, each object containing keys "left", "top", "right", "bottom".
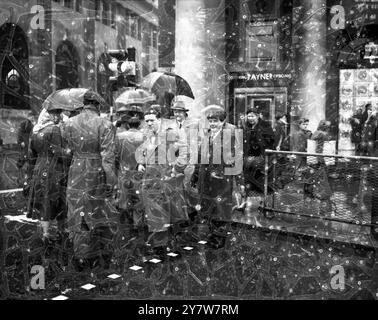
{"left": 350, "top": 108, "right": 364, "bottom": 154}
{"left": 359, "top": 104, "right": 377, "bottom": 157}
{"left": 24, "top": 108, "right": 66, "bottom": 239}
{"left": 274, "top": 112, "right": 289, "bottom": 151}
{"left": 243, "top": 107, "right": 275, "bottom": 195}
{"left": 17, "top": 114, "right": 34, "bottom": 171}
{"left": 62, "top": 90, "right": 118, "bottom": 270}
{"left": 191, "top": 105, "right": 243, "bottom": 242}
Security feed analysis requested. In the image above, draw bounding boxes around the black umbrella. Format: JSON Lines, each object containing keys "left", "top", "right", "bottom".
{"left": 115, "top": 88, "right": 156, "bottom": 113}
{"left": 42, "top": 88, "right": 108, "bottom": 112}
{"left": 141, "top": 72, "right": 195, "bottom": 100}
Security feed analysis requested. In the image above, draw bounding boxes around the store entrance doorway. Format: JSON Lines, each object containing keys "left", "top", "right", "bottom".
{"left": 233, "top": 87, "right": 287, "bottom": 128}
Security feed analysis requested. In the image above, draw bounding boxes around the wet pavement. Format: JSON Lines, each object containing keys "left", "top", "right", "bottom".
{"left": 2, "top": 211, "right": 378, "bottom": 300}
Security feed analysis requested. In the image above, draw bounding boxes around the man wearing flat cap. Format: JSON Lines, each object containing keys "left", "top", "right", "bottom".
{"left": 62, "top": 90, "right": 118, "bottom": 270}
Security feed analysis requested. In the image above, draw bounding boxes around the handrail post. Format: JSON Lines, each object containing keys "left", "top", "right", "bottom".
{"left": 264, "top": 153, "right": 269, "bottom": 209}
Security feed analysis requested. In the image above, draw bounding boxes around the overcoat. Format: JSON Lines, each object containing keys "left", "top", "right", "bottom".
{"left": 115, "top": 128, "right": 145, "bottom": 226}
{"left": 193, "top": 122, "right": 241, "bottom": 221}
{"left": 243, "top": 119, "right": 275, "bottom": 194}
{"left": 136, "top": 119, "right": 188, "bottom": 233}
{"left": 26, "top": 124, "right": 66, "bottom": 221}
{"left": 62, "top": 106, "right": 118, "bottom": 233}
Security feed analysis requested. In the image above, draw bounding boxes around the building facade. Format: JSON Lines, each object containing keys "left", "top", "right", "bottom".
{"left": 0, "top": 0, "right": 159, "bottom": 197}
{"left": 1, "top": 0, "right": 378, "bottom": 198}
{"left": 172, "top": 0, "right": 378, "bottom": 152}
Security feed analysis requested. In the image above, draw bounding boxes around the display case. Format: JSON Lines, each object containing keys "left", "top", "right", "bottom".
{"left": 338, "top": 68, "right": 378, "bottom": 155}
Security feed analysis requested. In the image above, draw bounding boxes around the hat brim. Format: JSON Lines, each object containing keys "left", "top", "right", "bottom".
{"left": 171, "top": 107, "right": 189, "bottom": 112}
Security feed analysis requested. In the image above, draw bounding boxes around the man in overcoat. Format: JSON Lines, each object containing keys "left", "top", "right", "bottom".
{"left": 191, "top": 105, "right": 243, "bottom": 242}
{"left": 62, "top": 90, "right": 118, "bottom": 270}
{"left": 136, "top": 105, "right": 188, "bottom": 254}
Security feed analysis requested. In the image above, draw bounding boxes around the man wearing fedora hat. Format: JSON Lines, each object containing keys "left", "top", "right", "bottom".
{"left": 171, "top": 100, "right": 201, "bottom": 202}
{"left": 171, "top": 101, "right": 189, "bottom": 127}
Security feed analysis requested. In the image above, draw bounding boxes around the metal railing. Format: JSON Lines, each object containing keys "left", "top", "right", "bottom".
{"left": 262, "top": 149, "right": 378, "bottom": 228}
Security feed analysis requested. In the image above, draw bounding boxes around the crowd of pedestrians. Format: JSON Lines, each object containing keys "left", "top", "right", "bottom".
{"left": 19, "top": 90, "right": 375, "bottom": 270}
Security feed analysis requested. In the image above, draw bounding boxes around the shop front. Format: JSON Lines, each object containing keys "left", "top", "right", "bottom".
{"left": 327, "top": 0, "right": 378, "bottom": 156}
{"left": 228, "top": 71, "right": 293, "bottom": 129}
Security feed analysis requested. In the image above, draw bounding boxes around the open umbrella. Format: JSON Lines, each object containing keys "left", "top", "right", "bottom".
{"left": 42, "top": 88, "right": 108, "bottom": 112}
{"left": 141, "top": 72, "right": 195, "bottom": 100}
{"left": 115, "top": 88, "right": 156, "bottom": 113}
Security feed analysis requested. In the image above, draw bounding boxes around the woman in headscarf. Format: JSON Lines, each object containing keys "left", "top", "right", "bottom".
{"left": 24, "top": 108, "right": 67, "bottom": 240}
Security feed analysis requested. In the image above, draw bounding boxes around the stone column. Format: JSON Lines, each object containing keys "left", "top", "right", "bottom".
{"left": 291, "top": 0, "right": 327, "bottom": 133}
{"left": 175, "top": 0, "right": 226, "bottom": 118}
{"left": 83, "top": 0, "right": 96, "bottom": 89}
{"left": 29, "top": 0, "right": 53, "bottom": 113}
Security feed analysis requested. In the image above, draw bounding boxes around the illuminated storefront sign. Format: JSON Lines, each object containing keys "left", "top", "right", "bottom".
{"left": 228, "top": 72, "right": 292, "bottom": 81}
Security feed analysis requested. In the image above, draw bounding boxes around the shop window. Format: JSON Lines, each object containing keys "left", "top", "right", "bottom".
{"left": 137, "top": 18, "right": 142, "bottom": 41}
{"left": 56, "top": 40, "right": 80, "bottom": 90}
{"left": 110, "top": 3, "right": 117, "bottom": 29}
{"left": 130, "top": 14, "right": 138, "bottom": 39}
{"left": 103, "top": 1, "right": 110, "bottom": 26}
{"left": 75, "top": 0, "right": 82, "bottom": 13}
{"left": 246, "top": 22, "right": 277, "bottom": 62}
{"left": 242, "top": 0, "right": 279, "bottom": 20}
{"left": 338, "top": 68, "right": 378, "bottom": 155}
{"left": 95, "top": 1, "right": 102, "bottom": 21}
{"left": 152, "top": 26, "right": 158, "bottom": 49}
{"left": 6, "top": 69, "right": 21, "bottom": 92}
{"left": 64, "top": 0, "right": 73, "bottom": 9}
{"left": 125, "top": 9, "right": 130, "bottom": 35}
{"left": 0, "top": 23, "right": 29, "bottom": 110}
{"left": 143, "top": 21, "right": 151, "bottom": 47}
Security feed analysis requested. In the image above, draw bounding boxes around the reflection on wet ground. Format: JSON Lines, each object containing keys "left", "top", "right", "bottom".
{"left": 2, "top": 211, "right": 378, "bottom": 300}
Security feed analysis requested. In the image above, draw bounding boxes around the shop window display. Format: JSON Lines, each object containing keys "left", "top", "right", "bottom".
{"left": 338, "top": 68, "right": 378, "bottom": 155}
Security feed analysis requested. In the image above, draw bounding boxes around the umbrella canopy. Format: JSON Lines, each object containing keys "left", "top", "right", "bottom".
{"left": 141, "top": 72, "right": 195, "bottom": 100}
{"left": 42, "top": 88, "right": 108, "bottom": 112}
{"left": 115, "top": 88, "right": 156, "bottom": 113}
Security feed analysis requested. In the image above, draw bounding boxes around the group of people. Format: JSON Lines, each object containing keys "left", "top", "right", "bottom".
{"left": 20, "top": 88, "right": 344, "bottom": 270}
